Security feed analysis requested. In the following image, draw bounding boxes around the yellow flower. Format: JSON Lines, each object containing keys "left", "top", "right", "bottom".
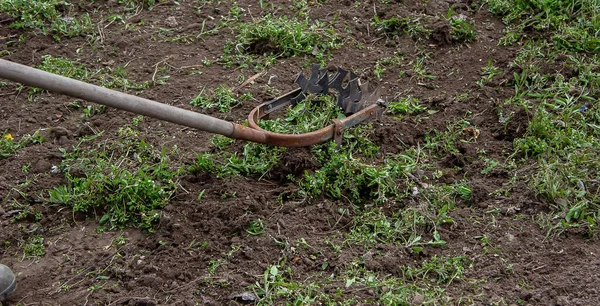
{"left": 3, "top": 133, "right": 13, "bottom": 141}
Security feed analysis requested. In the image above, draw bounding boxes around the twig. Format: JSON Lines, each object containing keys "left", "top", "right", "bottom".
{"left": 232, "top": 71, "right": 266, "bottom": 93}
{"left": 151, "top": 58, "right": 169, "bottom": 86}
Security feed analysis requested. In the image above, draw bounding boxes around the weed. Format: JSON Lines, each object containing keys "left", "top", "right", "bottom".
{"left": 190, "top": 86, "right": 251, "bottom": 113}
{"left": 449, "top": 16, "right": 476, "bottom": 42}
{"left": 250, "top": 264, "right": 322, "bottom": 305}
{"left": 208, "top": 259, "right": 226, "bottom": 276}
{"left": 387, "top": 96, "right": 426, "bottom": 115}
{"left": 247, "top": 219, "right": 266, "bottom": 236}
{"left": 485, "top": 0, "right": 600, "bottom": 52}
{"left": 48, "top": 136, "right": 180, "bottom": 231}
{"left": 401, "top": 255, "right": 469, "bottom": 284}
{"left": 476, "top": 60, "right": 503, "bottom": 87}
{"left": 32, "top": 55, "right": 150, "bottom": 99}
{"left": 1, "top": 130, "right": 46, "bottom": 159}
{"left": 0, "top": 0, "right": 93, "bottom": 39}
{"left": 21, "top": 235, "right": 45, "bottom": 259}
{"left": 299, "top": 142, "right": 397, "bottom": 204}
{"left": 372, "top": 15, "right": 432, "bottom": 40}
{"left": 222, "top": 15, "right": 341, "bottom": 68}
{"left": 210, "top": 135, "right": 235, "bottom": 150}
{"left": 410, "top": 54, "right": 436, "bottom": 80}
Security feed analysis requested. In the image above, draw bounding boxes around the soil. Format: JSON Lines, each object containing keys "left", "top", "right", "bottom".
{"left": 1, "top": 1, "right": 599, "bottom": 305}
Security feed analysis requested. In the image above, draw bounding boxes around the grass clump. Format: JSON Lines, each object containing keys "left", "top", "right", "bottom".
{"left": 372, "top": 15, "right": 432, "bottom": 40}
{"left": 401, "top": 255, "right": 469, "bottom": 285}
{"left": 340, "top": 255, "right": 471, "bottom": 304}
{"left": 31, "top": 55, "right": 150, "bottom": 99}
{"left": 48, "top": 136, "right": 180, "bottom": 231}
{"left": 0, "top": 0, "right": 92, "bottom": 39}
{"left": 38, "top": 55, "right": 150, "bottom": 89}
{"left": 258, "top": 95, "right": 346, "bottom": 134}
{"left": 493, "top": 0, "right": 600, "bottom": 236}
{"left": 190, "top": 86, "right": 252, "bottom": 113}
{"left": 386, "top": 96, "right": 426, "bottom": 115}
{"left": 222, "top": 15, "right": 341, "bottom": 67}
{"left": 449, "top": 16, "right": 476, "bottom": 42}
{"left": 190, "top": 142, "right": 286, "bottom": 178}
{"left": 20, "top": 235, "right": 45, "bottom": 259}
{"left": 485, "top": 0, "right": 600, "bottom": 52}
{"left": 511, "top": 63, "right": 600, "bottom": 236}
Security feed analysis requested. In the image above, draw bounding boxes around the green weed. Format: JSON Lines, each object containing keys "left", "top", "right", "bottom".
{"left": 32, "top": 55, "right": 150, "bottom": 99}
{"left": 449, "top": 16, "right": 476, "bottom": 42}
{"left": 0, "top": 0, "right": 93, "bottom": 39}
{"left": 485, "top": 0, "right": 600, "bottom": 52}
{"left": 222, "top": 15, "right": 341, "bottom": 68}
{"left": 189, "top": 86, "right": 251, "bottom": 113}
{"left": 401, "top": 255, "right": 469, "bottom": 285}
{"left": 0, "top": 130, "right": 45, "bottom": 159}
{"left": 20, "top": 235, "right": 45, "bottom": 259}
{"left": 247, "top": 219, "right": 266, "bottom": 236}
{"left": 48, "top": 136, "right": 180, "bottom": 231}
{"left": 500, "top": 13, "right": 600, "bottom": 236}
{"left": 372, "top": 15, "right": 432, "bottom": 40}
{"left": 476, "top": 60, "right": 503, "bottom": 87}
{"left": 387, "top": 96, "right": 426, "bottom": 115}
{"left": 190, "top": 142, "right": 286, "bottom": 178}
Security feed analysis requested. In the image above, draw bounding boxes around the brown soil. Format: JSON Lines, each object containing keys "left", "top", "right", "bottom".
{"left": 1, "top": 1, "right": 598, "bottom": 305}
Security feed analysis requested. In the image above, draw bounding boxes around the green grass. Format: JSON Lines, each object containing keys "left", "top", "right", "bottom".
{"left": 37, "top": 55, "right": 150, "bottom": 90}
{"left": 485, "top": 0, "right": 600, "bottom": 52}
{"left": 449, "top": 16, "right": 476, "bottom": 42}
{"left": 20, "top": 235, "right": 45, "bottom": 259}
{"left": 0, "top": 0, "right": 92, "bottom": 39}
{"left": 29, "top": 55, "right": 151, "bottom": 101}
{"left": 484, "top": 0, "right": 600, "bottom": 237}
{"left": 48, "top": 135, "right": 180, "bottom": 231}
{"left": 221, "top": 15, "right": 342, "bottom": 68}
{"left": 386, "top": 96, "right": 426, "bottom": 116}
{"left": 190, "top": 86, "right": 252, "bottom": 113}
{"left": 372, "top": 15, "right": 432, "bottom": 40}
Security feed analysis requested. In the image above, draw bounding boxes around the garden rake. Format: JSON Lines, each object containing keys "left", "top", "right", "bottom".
{"left": 0, "top": 59, "right": 386, "bottom": 147}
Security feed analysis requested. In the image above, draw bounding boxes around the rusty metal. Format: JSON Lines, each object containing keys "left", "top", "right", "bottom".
{"left": 0, "top": 59, "right": 385, "bottom": 147}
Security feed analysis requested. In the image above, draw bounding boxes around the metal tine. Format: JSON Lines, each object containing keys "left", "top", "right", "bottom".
{"left": 329, "top": 68, "right": 349, "bottom": 89}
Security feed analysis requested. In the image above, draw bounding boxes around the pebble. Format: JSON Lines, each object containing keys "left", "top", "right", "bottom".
{"left": 412, "top": 293, "right": 424, "bottom": 305}
{"left": 166, "top": 16, "right": 178, "bottom": 27}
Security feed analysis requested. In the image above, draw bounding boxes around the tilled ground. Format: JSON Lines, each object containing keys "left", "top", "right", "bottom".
{"left": 1, "top": 1, "right": 599, "bottom": 305}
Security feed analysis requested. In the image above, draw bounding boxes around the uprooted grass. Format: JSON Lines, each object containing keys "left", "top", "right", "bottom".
{"left": 249, "top": 254, "right": 471, "bottom": 305}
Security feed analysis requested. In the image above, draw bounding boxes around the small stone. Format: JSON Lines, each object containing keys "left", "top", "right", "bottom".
{"left": 33, "top": 159, "right": 51, "bottom": 173}
{"left": 52, "top": 126, "right": 71, "bottom": 138}
{"left": 231, "top": 292, "right": 256, "bottom": 303}
{"left": 166, "top": 16, "right": 178, "bottom": 27}
{"left": 58, "top": 135, "right": 71, "bottom": 145}
{"left": 556, "top": 296, "right": 569, "bottom": 306}
{"left": 506, "top": 233, "right": 516, "bottom": 243}
{"left": 412, "top": 293, "right": 424, "bottom": 305}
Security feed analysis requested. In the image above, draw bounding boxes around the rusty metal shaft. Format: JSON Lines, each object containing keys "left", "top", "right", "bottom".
{"left": 0, "top": 59, "right": 267, "bottom": 144}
